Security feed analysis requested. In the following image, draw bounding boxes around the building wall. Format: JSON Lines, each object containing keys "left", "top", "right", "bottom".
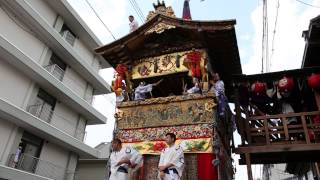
{"left": 95, "top": 143, "right": 111, "bottom": 159}
{"left": 0, "top": 7, "right": 47, "bottom": 63}
{"left": 0, "top": 0, "right": 104, "bottom": 179}
{"left": 26, "top": 0, "right": 57, "bottom": 27}
{"left": 92, "top": 56, "right": 102, "bottom": 72}
{"left": 75, "top": 117, "right": 87, "bottom": 141}
{"left": 73, "top": 39, "right": 94, "bottom": 67}
{"left": 75, "top": 162, "right": 108, "bottom": 180}
{"left": 62, "top": 67, "right": 87, "bottom": 98}
{"left": 0, "top": 119, "right": 16, "bottom": 165}
{"left": 38, "top": 142, "right": 69, "bottom": 171}
{"left": 0, "top": 60, "right": 32, "bottom": 107}
{"left": 51, "top": 103, "right": 78, "bottom": 137}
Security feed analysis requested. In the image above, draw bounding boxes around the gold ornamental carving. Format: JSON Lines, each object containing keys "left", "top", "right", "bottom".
{"left": 146, "top": 6, "right": 176, "bottom": 21}
{"left": 115, "top": 95, "right": 216, "bottom": 129}
{"left": 132, "top": 49, "right": 207, "bottom": 79}
{"left": 145, "top": 22, "right": 176, "bottom": 35}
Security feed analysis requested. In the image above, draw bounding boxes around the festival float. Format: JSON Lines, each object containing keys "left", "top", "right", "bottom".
{"left": 95, "top": 1, "right": 241, "bottom": 179}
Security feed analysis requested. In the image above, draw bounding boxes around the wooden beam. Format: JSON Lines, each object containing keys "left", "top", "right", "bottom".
{"left": 315, "top": 92, "right": 320, "bottom": 111}
{"left": 282, "top": 117, "right": 289, "bottom": 141}
{"left": 245, "top": 118, "right": 252, "bottom": 145}
{"left": 238, "top": 151, "right": 320, "bottom": 164}
{"left": 235, "top": 143, "right": 320, "bottom": 154}
{"left": 315, "top": 163, "right": 320, "bottom": 179}
{"left": 245, "top": 153, "right": 253, "bottom": 180}
{"left": 301, "top": 115, "right": 311, "bottom": 144}
{"left": 263, "top": 117, "right": 270, "bottom": 144}
{"left": 249, "top": 111, "right": 320, "bottom": 120}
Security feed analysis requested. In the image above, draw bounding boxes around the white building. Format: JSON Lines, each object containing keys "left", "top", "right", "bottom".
{"left": 75, "top": 142, "right": 111, "bottom": 180}
{"left": 0, "top": 0, "right": 111, "bottom": 179}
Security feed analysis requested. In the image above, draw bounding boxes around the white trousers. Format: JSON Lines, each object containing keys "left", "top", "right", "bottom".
{"left": 109, "top": 171, "right": 129, "bottom": 180}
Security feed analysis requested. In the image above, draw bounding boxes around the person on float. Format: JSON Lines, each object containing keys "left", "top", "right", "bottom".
{"left": 184, "top": 77, "right": 201, "bottom": 94}
{"left": 129, "top": 15, "right": 139, "bottom": 32}
{"left": 210, "top": 73, "right": 226, "bottom": 118}
{"left": 158, "top": 133, "right": 184, "bottom": 180}
{"left": 134, "top": 79, "right": 163, "bottom": 100}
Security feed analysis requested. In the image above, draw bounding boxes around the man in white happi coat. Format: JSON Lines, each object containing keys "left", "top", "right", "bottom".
{"left": 158, "top": 133, "right": 184, "bottom": 180}
{"left": 109, "top": 138, "right": 143, "bottom": 180}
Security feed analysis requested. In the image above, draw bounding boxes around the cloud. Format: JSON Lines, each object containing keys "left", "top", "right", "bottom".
{"left": 243, "top": 0, "right": 320, "bottom": 75}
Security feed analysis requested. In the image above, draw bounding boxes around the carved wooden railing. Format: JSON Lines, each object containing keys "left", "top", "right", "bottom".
{"left": 242, "top": 111, "right": 320, "bottom": 146}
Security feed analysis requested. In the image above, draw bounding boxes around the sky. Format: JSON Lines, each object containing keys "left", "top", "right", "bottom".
{"left": 67, "top": 0, "right": 320, "bottom": 179}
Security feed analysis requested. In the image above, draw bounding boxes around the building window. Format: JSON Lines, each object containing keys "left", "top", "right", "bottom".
{"left": 8, "top": 131, "right": 43, "bottom": 173}
{"left": 44, "top": 53, "right": 66, "bottom": 81}
{"left": 27, "top": 89, "right": 56, "bottom": 123}
{"left": 60, "top": 24, "right": 76, "bottom": 46}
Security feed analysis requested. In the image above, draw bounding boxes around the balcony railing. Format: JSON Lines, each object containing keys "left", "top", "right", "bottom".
{"left": 241, "top": 111, "right": 320, "bottom": 146}
{"left": 44, "top": 64, "right": 94, "bottom": 105}
{"left": 26, "top": 104, "right": 86, "bottom": 141}
{"left": 7, "top": 153, "right": 74, "bottom": 180}
{"left": 27, "top": 104, "right": 53, "bottom": 123}
{"left": 44, "top": 64, "right": 65, "bottom": 81}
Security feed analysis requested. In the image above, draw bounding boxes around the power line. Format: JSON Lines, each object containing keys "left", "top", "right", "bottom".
{"left": 270, "top": 0, "right": 280, "bottom": 70}
{"left": 132, "top": 0, "right": 145, "bottom": 21}
{"left": 129, "top": 0, "right": 145, "bottom": 23}
{"left": 295, "top": 0, "right": 320, "bottom": 8}
{"left": 84, "top": 0, "right": 116, "bottom": 40}
{"left": 129, "top": 0, "right": 143, "bottom": 22}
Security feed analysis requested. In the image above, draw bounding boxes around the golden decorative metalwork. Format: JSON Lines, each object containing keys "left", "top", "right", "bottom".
{"left": 116, "top": 94, "right": 216, "bottom": 129}
{"left": 145, "top": 22, "right": 176, "bottom": 34}
{"left": 146, "top": 6, "right": 176, "bottom": 21}
{"left": 131, "top": 49, "right": 207, "bottom": 79}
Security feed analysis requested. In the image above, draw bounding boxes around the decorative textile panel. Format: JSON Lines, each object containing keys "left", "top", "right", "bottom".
{"left": 123, "top": 138, "right": 212, "bottom": 154}
{"left": 117, "top": 124, "right": 213, "bottom": 142}
{"left": 116, "top": 95, "right": 216, "bottom": 129}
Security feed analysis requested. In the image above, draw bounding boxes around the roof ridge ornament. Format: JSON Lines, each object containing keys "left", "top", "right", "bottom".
{"left": 153, "top": 0, "right": 166, "bottom": 9}
{"left": 146, "top": 1, "right": 176, "bottom": 21}
{"left": 182, "top": 0, "right": 192, "bottom": 20}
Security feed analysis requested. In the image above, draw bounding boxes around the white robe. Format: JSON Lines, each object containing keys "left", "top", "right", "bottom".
{"left": 187, "top": 85, "right": 200, "bottom": 94}
{"left": 110, "top": 146, "right": 143, "bottom": 180}
{"left": 129, "top": 20, "right": 139, "bottom": 32}
{"left": 158, "top": 145, "right": 184, "bottom": 180}
{"left": 134, "top": 84, "right": 153, "bottom": 100}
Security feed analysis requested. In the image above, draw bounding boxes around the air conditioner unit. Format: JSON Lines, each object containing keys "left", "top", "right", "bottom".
{"left": 62, "top": 30, "right": 75, "bottom": 46}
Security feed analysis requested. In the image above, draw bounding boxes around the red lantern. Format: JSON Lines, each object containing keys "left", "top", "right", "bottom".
{"left": 313, "top": 115, "right": 320, "bottom": 124}
{"left": 116, "top": 64, "right": 128, "bottom": 77}
{"left": 251, "top": 81, "right": 266, "bottom": 95}
{"left": 308, "top": 73, "right": 320, "bottom": 90}
{"left": 278, "top": 76, "right": 294, "bottom": 92}
{"left": 185, "top": 51, "right": 202, "bottom": 78}
{"left": 308, "top": 129, "right": 315, "bottom": 142}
